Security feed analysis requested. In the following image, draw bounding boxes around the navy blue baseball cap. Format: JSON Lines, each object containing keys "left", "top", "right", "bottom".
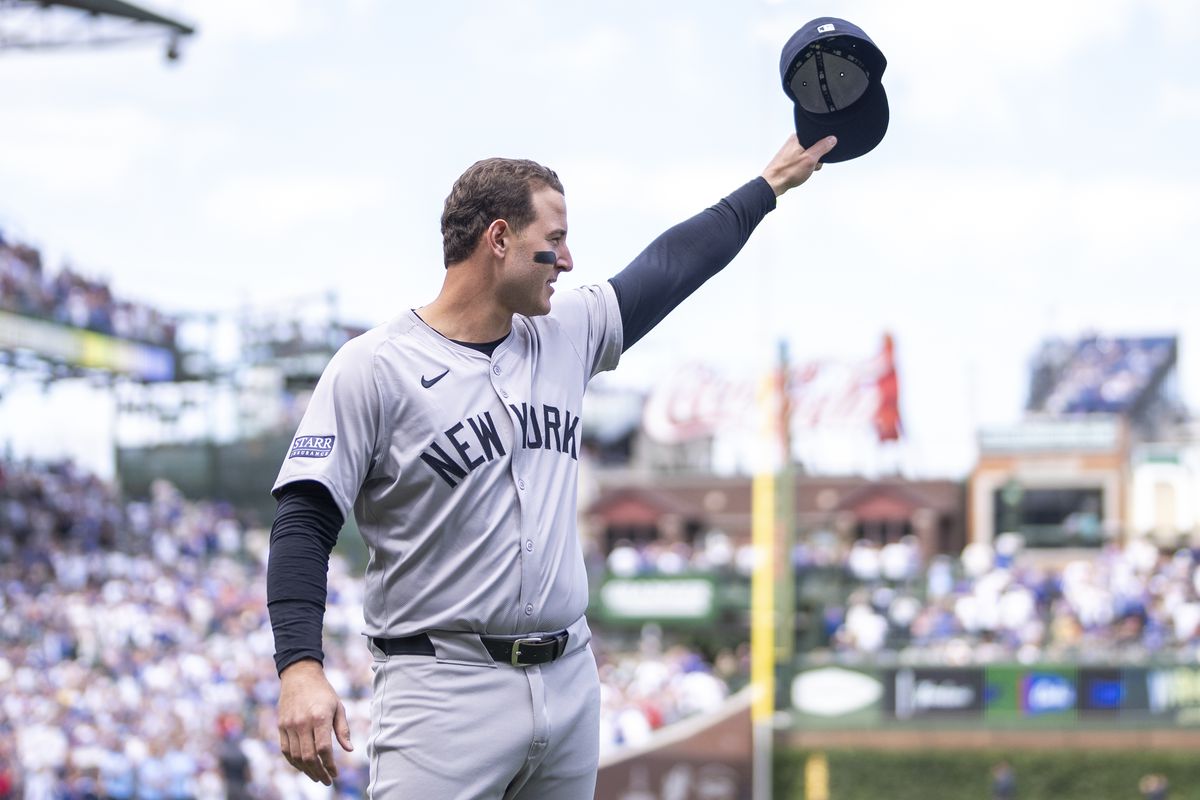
{"left": 780, "top": 17, "right": 889, "bottom": 163}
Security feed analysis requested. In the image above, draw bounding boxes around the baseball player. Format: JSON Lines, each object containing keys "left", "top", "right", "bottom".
{"left": 267, "top": 132, "right": 837, "bottom": 798}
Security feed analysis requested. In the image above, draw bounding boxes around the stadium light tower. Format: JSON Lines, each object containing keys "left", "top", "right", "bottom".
{"left": 0, "top": 0, "right": 195, "bottom": 62}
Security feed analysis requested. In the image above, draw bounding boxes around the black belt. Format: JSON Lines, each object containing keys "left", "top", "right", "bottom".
{"left": 371, "top": 630, "right": 570, "bottom": 667}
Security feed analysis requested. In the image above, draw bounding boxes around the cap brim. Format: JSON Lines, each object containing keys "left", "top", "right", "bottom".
{"left": 793, "top": 78, "right": 889, "bottom": 164}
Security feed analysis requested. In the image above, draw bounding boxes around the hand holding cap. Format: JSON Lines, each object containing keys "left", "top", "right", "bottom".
{"left": 780, "top": 17, "right": 889, "bottom": 163}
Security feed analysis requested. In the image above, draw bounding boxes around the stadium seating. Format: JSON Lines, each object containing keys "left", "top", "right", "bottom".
{"left": 0, "top": 458, "right": 729, "bottom": 798}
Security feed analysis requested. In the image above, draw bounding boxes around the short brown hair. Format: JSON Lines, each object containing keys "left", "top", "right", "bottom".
{"left": 440, "top": 158, "right": 564, "bottom": 267}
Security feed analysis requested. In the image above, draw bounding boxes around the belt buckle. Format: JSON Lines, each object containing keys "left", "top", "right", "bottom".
{"left": 511, "top": 637, "right": 543, "bottom": 666}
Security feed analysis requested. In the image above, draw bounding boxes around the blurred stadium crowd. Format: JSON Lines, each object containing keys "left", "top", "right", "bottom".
{"left": 824, "top": 534, "right": 1200, "bottom": 665}
{"left": 1027, "top": 335, "right": 1177, "bottom": 416}
{"left": 0, "top": 459, "right": 731, "bottom": 799}
{"left": 6, "top": 450, "right": 1200, "bottom": 797}
{"left": 0, "top": 230, "right": 177, "bottom": 349}
{"left": 603, "top": 529, "right": 1200, "bottom": 667}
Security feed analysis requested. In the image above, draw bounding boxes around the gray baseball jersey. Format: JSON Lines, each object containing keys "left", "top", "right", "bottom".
{"left": 266, "top": 176, "right": 777, "bottom": 799}
{"left": 273, "top": 282, "right": 622, "bottom": 638}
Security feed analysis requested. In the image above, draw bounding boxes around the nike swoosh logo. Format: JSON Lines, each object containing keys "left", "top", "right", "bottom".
{"left": 421, "top": 369, "right": 450, "bottom": 389}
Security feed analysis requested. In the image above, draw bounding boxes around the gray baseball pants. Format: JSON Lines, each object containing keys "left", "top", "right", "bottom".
{"left": 366, "top": 619, "right": 600, "bottom": 799}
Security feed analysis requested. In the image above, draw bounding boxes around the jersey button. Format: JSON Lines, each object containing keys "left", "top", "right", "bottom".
{"left": 525, "top": 540, "right": 534, "bottom": 552}
{"left": 518, "top": 479, "right": 526, "bottom": 490}
{"left": 493, "top": 365, "right": 501, "bottom": 375}
{"left": 524, "top": 604, "right": 534, "bottom": 616}
{"left": 501, "top": 389, "right": 509, "bottom": 398}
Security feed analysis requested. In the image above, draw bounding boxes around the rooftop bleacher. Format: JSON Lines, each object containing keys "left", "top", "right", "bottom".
{"left": 1027, "top": 335, "right": 1176, "bottom": 417}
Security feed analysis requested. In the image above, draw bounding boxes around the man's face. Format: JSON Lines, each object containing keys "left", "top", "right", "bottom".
{"left": 498, "top": 186, "right": 572, "bottom": 317}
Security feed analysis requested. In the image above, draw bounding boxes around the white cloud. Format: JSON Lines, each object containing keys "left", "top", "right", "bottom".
{"left": 548, "top": 25, "right": 632, "bottom": 73}
{"left": 201, "top": 172, "right": 390, "bottom": 236}
{"left": 0, "top": 107, "right": 166, "bottom": 193}
{"left": 804, "top": 164, "right": 1199, "bottom": 276}
{"left": 1157, "top": 0, "right": 1200, "bottom": 47}
{"left": 661, "top": 20, "right": 708, "bottom": 97}
{"left": 176, "top": 0, "right": 307, "bottom": 41}
{"left": 563, "top": 157, "right": 758, "bottom": 221}
{"left": 450, "top": 4, "right": 633, "bottom": 79}
{"left": 1156, "top": 83, "right": 1200, "bottom": 123}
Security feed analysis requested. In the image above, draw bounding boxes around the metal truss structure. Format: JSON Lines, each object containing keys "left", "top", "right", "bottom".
{"left": 0, "top": 0, "right": 194, "bottom": 61}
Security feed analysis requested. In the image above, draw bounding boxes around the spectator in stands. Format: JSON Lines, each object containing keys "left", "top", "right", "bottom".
{"left": 847, "top": 538, "right": 883, "bottom": 582}
{"left": 0, "top": 235, "right": 177, "bottom": 348}
{"left": 594, "top": 628, "right": 729, "bottom": 758}
{"left": 0, "top": 736, "right": 15, "bottom": 800}
{"left": 0, "top": 458, "right": 732, "bottom": 797}
{"left": 1139, "top": 773, "right": 1169, "bottom": 800}
{"left": 18, "top": 452, "right": 1200, "bottom": 794}
{"left": 216, "top": 717, "right": 252, "bottom": 800}
{"left": 820, "top": 534, "right": 1200, "bottom": 664}
{"left": 1038, "top": 335, "right": 1175, "bottom": 416}
{"left": 991, "top": 760, "right": 1016, "bottom": 800}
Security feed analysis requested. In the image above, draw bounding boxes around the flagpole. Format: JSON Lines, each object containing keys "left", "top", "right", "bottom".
{"left": 751, "top": 341, "right": 791, "bottom": 800}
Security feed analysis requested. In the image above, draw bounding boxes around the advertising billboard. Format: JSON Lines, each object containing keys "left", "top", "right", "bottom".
{"left": 0, "top": 310, "right": 174, "bottom": 381}
{"left": 790, "top": 666, "right": 884, "bottom": 728}
{"left": 884, "top": 668, "right": 985, "bottom": 721}
{"left": 788, "top": 664, "right": 1200, "bottom": 730}
{"left": 592, "top": 576, "right": 717, "bottom": 625}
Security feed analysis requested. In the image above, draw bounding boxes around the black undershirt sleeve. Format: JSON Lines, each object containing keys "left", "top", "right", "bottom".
{"left": 608, "top": 176, "right": 777, "bottom": 350}
{"left": 266, "top": 480, "right": 344, "bottom": 675}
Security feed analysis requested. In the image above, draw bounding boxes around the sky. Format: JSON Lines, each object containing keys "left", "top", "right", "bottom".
{"left": 1, "top": 0, "right": 1198, "bottom": 479}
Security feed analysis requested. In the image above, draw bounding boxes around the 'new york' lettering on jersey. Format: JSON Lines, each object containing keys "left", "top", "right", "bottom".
{"left": 272, "top": 282, "right": 623, "bottom": 640}
{"left": 418, "top": 403, "right": 580, "bottom": 489}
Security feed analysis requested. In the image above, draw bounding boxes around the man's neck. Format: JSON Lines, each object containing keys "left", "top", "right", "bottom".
{"left": 418, "top": 265, "right": 512, "bottom": 343}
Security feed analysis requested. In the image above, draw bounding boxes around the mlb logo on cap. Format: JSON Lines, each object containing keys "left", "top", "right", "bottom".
{"left": 780, "top": 17, "right": 889, "bottom": 163}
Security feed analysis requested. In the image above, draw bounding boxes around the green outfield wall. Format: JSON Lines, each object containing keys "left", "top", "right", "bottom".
{"left": 786, "top": 663, "right": 1200, "bottom": 731}
{"left": 775, "top": 749, "right": 1200, "bottom": 800}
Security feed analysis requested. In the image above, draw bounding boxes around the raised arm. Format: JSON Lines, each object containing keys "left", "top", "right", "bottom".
{"left": 608, "top": 134, "right": 836, "bottom": 349}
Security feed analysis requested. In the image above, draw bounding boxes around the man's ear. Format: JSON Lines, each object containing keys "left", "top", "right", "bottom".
{"left": 485, "top": 219, "right": 509, "bottom": 259}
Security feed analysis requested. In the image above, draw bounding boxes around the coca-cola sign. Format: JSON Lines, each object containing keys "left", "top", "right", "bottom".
{"left": 642, "top": 357, "right": 885, "bottom": 445}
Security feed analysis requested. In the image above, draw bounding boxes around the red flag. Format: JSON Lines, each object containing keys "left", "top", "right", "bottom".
{"left": 873, "top": 332, "right": 901, "bottom": 441}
